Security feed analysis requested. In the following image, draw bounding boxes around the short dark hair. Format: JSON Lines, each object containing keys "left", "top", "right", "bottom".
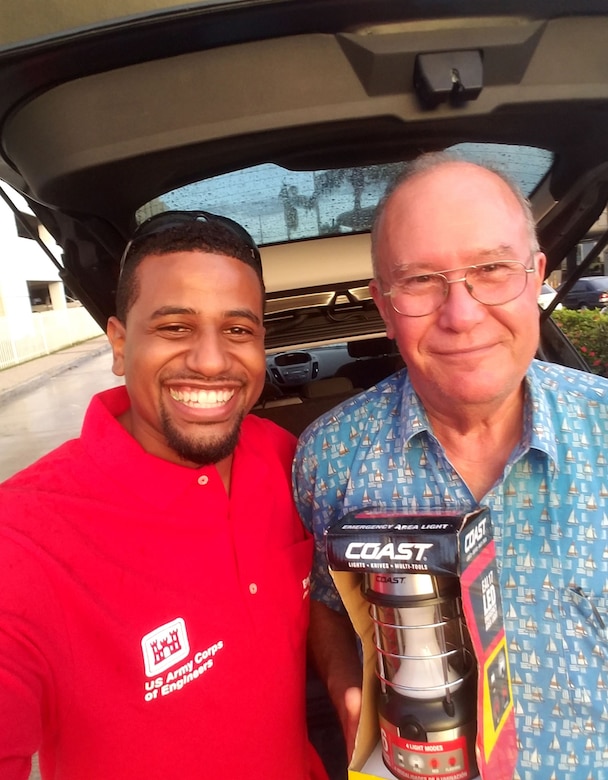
{"left": 115, "top": 216, "right": 265, "bottom": 321}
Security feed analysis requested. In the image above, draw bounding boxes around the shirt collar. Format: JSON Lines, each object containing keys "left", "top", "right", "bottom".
{"left": 399, "top": 372, "right": 433, "bottom": 443}
{"left": 82, "top": 386, "right": 225, "bottom": 506}
{"left": 524, "top": 361, "right": 559, "bottom": 469}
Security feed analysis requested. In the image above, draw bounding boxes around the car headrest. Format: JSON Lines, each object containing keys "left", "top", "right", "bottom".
{"left": 346, "top": 337, "right": 395, "bottom": 358}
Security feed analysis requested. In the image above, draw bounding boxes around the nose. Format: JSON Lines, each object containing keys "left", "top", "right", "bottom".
{"left": 437, "top": 275, "right": 485, "bottom": 330}
{"left": 185, "top": 329, "right": 231, "bottom": 376}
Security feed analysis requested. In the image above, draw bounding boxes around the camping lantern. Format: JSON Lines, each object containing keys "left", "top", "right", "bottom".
{"left": 363, "top": 572, "right": 479, "bottom": 780}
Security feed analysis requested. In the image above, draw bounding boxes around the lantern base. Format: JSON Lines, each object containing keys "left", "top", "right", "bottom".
{"left": 378, "top": 675, "right": 478, "bottom": 780}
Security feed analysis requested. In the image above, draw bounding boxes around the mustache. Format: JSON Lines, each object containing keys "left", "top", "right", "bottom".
{"left": 163, "top": 373, "right": 247, "bottom": 385}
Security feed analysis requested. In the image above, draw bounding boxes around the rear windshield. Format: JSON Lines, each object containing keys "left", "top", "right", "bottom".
{"left": 137, "top": 143, "right": 553, "bottom": 247}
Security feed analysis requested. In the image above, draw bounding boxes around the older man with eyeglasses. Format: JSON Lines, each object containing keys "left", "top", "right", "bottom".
{"left": 294, "top": 152, "right": 608, "bottom": 779}
{"left": 0, "top": 212, "right": 328, "bottom": 780}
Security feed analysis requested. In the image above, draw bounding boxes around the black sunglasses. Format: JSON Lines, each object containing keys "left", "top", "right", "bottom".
{"left": 118, "top": 210, "right": 262, "bottom": 276}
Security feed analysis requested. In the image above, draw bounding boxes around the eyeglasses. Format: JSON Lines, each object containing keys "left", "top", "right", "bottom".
{"left": 383, "top": 260, "right": 536, "bottom": 317}
{"left": 119, "top": 210, "right": 262, "bottom": 276}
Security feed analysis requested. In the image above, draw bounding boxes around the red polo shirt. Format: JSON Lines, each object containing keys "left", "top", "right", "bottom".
{"left": 0, "top": 386, "right": 326, "bottom": 780}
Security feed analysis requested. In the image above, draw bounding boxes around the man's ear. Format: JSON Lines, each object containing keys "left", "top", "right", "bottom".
{"left": 535, "top": 252, "right": 547, "bottom": 285}
{"left": 106, "top": 316, "right": 127, "bottom": 377}
{"left": 369, "top": 278, "right": 396, "bottom": 340}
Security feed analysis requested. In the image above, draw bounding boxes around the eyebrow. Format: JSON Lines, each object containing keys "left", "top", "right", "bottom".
{"left": 226, "top": 308, "right": 262, "bottom": 326}
{"left": 150, "top": 306, "right": 262, "bottom": 325}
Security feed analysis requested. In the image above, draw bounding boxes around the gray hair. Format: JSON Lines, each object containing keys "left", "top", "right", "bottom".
{"left": 370, "top": 151, "right": 540, "bottom": 279}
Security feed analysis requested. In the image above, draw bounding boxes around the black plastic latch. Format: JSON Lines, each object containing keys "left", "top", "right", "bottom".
{"left": 414, "top": 50, "right": 483, "bottom": 109}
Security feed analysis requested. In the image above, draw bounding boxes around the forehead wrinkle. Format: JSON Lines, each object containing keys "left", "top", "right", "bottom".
{"left": 475, "top": 245, "right": 520, "bottom": 260}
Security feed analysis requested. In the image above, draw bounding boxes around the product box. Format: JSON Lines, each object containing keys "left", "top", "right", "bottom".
{"left": 325, "top": 507, "right": 517, "bottom": 780}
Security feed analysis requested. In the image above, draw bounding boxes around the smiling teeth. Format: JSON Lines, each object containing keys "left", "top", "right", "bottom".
{"left": 170, "top": 388, "right": 235, "bottom": 408}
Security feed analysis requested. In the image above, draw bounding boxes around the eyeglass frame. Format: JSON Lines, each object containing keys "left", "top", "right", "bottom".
{"left": 118, "top": 210, "right": 262, "bottom": 278}
{"left": 381, "top": 258, "right": 538, "bottom": 317}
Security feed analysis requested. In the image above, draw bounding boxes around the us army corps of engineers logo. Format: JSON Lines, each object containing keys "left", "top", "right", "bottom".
{"left": 141, "top": 617, "right": 224, "bottom": 702}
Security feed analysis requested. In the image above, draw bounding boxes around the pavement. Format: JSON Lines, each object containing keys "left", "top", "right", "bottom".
{"left": 0, "top": 334, "right": 111, "bottom": 404}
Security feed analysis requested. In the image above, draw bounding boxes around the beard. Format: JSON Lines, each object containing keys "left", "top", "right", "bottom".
{"left": 160, "top": 407, "right": 245, "bottom": 466}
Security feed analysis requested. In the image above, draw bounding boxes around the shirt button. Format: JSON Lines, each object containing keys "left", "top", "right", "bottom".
{"left": 249, "top": 583, "right": 258, "bottom": 595}
{"left": 197, "top": 475, "right": 209, "bottom": 486}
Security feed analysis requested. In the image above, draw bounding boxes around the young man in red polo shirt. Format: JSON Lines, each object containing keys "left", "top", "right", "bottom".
{"left": 0, "top": 212, "right": 328, "bottom": 780}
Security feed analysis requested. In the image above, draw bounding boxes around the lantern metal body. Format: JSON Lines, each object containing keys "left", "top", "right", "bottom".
{"left": 364, "top": 572, "right": 479, "bottom": 780}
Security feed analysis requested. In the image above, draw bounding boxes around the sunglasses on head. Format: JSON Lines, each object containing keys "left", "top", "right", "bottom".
{"left": 118, "top": 210, "right": 262, "bottom": 276}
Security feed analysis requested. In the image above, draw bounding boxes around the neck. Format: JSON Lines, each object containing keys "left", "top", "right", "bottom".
{"left": 424, "top": 390, "right": 525, "bottom": 502}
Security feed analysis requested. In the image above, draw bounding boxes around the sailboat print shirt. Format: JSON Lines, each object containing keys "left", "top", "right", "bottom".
{"left": 294, "top": 359, "right": 608, "bottom": 779}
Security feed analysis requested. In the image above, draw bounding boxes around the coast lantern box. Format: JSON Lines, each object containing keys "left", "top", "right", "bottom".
{"left": 325, "top": 507, "right": 517, "bottom": 780}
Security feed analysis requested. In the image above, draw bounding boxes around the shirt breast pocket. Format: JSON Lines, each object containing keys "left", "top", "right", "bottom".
{"left": 564, "top": 584, "right": 607, "bottom": 644}
{"left": 557, "top": 584, "right": 608, "bottom": 723}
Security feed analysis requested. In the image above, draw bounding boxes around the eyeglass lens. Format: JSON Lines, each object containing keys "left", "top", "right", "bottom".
{"left": 389, "top": 262, "right": 532, "bottom": 316}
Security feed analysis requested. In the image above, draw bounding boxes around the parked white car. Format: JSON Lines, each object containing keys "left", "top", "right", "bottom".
{"left": 538, "top": 283, "right": 563, "bottom": 310}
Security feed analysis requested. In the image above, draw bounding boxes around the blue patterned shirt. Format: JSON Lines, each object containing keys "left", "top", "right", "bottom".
{"left": 294, "top": 360, "right": 608, "bottom": 780}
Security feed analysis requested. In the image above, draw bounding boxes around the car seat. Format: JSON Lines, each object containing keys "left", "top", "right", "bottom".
{"left": 336, "top": 336, "right": 404, "bottom": 389}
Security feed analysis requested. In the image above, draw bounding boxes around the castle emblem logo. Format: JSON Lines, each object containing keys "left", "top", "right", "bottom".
{"left": 141, "top": 617, "right": 190, "bottom": 677}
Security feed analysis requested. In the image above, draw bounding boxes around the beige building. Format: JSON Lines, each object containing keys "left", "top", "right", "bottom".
{"left": 0, "top": 185, "right": 102, "bottom": 370}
